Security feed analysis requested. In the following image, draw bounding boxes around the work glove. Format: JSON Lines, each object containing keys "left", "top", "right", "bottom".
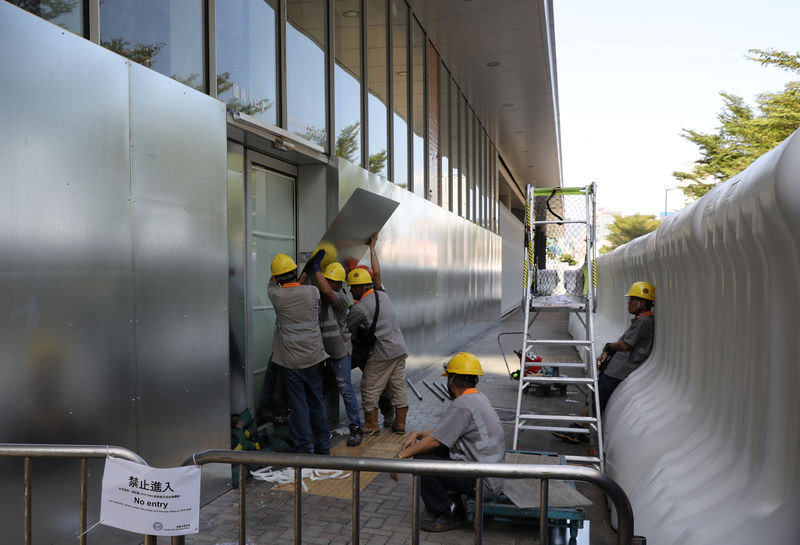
{"left": 309, "top": 249, "right": 326, "bottom": 272}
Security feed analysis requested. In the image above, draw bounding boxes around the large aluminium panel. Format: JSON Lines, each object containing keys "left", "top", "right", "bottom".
{"left": 128, "top": 64, "right": 230, "bottom": 470}
{"left": 337, "top": 160, "right": 501, "bottom": 369}
{"left": 0, "top": 4, "right": 136, "bottom": 542}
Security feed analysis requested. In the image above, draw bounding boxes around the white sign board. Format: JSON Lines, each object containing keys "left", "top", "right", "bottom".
{"left": 100, "top": 457, "right": 201, "bottom": 536}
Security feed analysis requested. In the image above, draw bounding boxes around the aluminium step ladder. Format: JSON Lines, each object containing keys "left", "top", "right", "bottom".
{"left": 512, "top": 183, "right": 603, "bottom": 470}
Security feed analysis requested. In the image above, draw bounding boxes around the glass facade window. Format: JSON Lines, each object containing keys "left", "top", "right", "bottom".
{"left": 367, "top": 0, "right": 388, "bottom": 177}
{"left": 439, "top": 62, "right": 450, "bottom": 213}
{"left": 450, "top": 81, "right": 460, "bottom": 215}
{"left": 410, "top": 17, "right": 425, "bottom": 198}
{"left": 11, "top": 0, "right": 84, "bottom": 36}
{"left": 216, "top": 0, "right": 278, "bottom": 125}
{"left": 286, "top": 0, "right": 328, "bottom": 149}
{"left": 334, "top": 0, "right": 362, "bottom": 165}
{"left": 391, "top": 0, "right": 408, "bottom": 189}
{"left": 459, "top": 93, "right": 468, "bottom": 218}
{"left": 100, "top": 0, "right": 205, "bottom": 92}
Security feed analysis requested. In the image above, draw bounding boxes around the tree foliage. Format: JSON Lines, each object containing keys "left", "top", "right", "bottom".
{"left": 674, "top": 49, "right": 800, "bottom": 200}
{"left": 600, "top": 214, "right": 660, "bottom": 254}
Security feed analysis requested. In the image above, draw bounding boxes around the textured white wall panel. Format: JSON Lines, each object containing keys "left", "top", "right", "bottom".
{"left": 574, "top": 129, "right": 800, "bottom": 544}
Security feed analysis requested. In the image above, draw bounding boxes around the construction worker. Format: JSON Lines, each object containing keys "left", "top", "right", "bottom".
{"left": 347, "top": 240, "right": 396, "bottom": 429}
{"left": 268, "top": 252, "right": 331, "bottom": 455}
{"left": 554, "top": 281, "right": 655, "bottom": 443}
{"left": 314, "top": 260, "right": 363, "bottom": 447}
{"left": 346, "top": 232, "right": 409, "bottom": 436}
{"left": 390, "top": 353, "right": 505, "bottom": 532}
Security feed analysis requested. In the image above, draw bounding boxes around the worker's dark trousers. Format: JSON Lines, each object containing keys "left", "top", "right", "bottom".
{"left": 416, "top": 447, "right": 475, "bottom": 516}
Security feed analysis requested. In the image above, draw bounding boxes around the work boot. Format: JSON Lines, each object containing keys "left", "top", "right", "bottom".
{"left": 379, "top": 395, "right": 394, "bottom": 428}
{"left": 362, "top": 409, "right": 380, "bottom": 436}
{"left": 421, "top": 509, "right": 466, "bottom": 533}
{"left": 392, "top": 406, "right": 408, "bottom": 434}
{"left": 347, "top": 424, "right": 363, "bottom": 446}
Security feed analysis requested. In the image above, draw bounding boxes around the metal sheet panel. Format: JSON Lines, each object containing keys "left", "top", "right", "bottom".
{"left": 0, "top": 4, "right": 136, "bottom": 542}
{"left": 128, "top": 63, "right": 230, "bottom": 468}
{"left": 337, "top": 160, "right": 501, "bottom": 368}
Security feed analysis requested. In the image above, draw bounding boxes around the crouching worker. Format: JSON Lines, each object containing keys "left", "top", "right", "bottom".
{"left": 390, "top": 353, "right": 505, "bottom": 532}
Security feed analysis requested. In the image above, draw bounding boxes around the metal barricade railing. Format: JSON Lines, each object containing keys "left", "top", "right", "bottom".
{"left": 172, "top": 450, "right": 639, "bottom": 545}
{"left": 0, "top": 443, "right": 158, "bottom": 545}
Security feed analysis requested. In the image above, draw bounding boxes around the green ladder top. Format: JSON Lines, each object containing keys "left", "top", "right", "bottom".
{"left": 532, "top": 186, "right": 592, "bottom": 196}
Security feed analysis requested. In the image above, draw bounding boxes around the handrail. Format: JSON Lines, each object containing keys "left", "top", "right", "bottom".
{"left": 173, "top": 449, "right": 637, "bottom": 545}
{"left": 0, "top": 443, "right": 155, "bottom": 545}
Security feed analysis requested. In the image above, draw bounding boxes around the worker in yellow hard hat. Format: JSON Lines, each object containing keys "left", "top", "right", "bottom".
{"left": 554, "top": 281, "right": 655, "bottom": 444}
{"left": 266, "top": 252, "right": 331, "bottom": 454}
{"left": 346, "top": 231, "right": 410, "bottom": 436}
{"left": 312, "top": 259, "right": 363, "bottom": 446}
{"left": 390, "top": 353, "right": 505, "bottom": 533}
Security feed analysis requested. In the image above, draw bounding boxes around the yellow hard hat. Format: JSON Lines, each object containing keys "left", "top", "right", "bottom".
{"left": 442, "top": 352, "right": 483, "bottom": 376}
{"left": 312, "top": 242, "right": 338, "bottom": 270}
{"left": 347, "top": 268, "right": 373, "bottom": 286}
{"left": 322, "top": 262, "right": 346, "bottom": 282}
{"left": 626, "top": 281, "right": 655, "bottom": 301}
{"left": 271, "top": 253, "right": 297, "bottom": 276}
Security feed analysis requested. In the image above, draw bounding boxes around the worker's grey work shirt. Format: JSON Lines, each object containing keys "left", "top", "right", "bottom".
{"left": 431, "top": 390, "right": 505, "bottom": 497}
{"left": 604, "top": 312, "right": 655, "bottom": 381}
{"left": 320, "top": 289, "right": 352, "bottom": 360}
{"left": 346, "top": 289, "right": 407, "bottom": 362}
{"left": 268, "top": 278, "right": 328, "bottom": 369}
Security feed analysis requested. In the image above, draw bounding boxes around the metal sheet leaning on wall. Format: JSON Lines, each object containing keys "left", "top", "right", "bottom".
{"left": 336, "top": 159, "right": 502, "bottom": 372}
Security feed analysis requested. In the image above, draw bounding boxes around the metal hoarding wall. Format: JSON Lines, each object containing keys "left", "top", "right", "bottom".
{"left": 573, "top": 129, "right": 800, "bottom": 545}
{"left": 0, "top": 4, "right": 229, "bottom": 543}
{"left": 337, "top": 159, "right": 501, "bottom": 369}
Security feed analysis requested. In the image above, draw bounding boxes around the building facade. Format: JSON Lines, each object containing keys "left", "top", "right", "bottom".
{"left": 1, "top": 1, "right": 559, "bottom": 542}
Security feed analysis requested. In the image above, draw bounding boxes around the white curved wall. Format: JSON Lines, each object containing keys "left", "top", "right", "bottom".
{"left": 573, "top": 129, "right": 800, "bottom": 544}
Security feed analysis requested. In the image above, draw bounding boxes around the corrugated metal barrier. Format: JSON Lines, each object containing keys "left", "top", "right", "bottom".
{"left": 575, "top": 128, "right": 800, "bottom": 544}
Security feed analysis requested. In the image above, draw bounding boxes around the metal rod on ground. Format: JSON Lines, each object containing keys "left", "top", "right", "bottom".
{"left": 422, "top": 380, "right": 445, "bottom": 401}
{"left": 407, "top": 379, "right": 423, "bottom": 400}
{"left": 434, "top": 382, "right": 451, "bottom": 399}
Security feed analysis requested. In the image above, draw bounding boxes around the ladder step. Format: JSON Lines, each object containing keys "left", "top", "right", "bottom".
{"left": 524, "top": 339, "right": 593, "bottom": 346}
{"left": 518, "top": 425, "right": 592, "bottom": 434}
{"left": 525, "top": 362, "right": 586, "bottom": 368}
{"left": 522, "top": 377, "right": 594, "bottom": 384}
{"left": 564, "top": 455, "right": 602, "bottom": 465}
{"left": 530, "top": 220, "right": 588, "bottom": 226}
{"left": 518, "top": 415, "right": 597, "bottom": 423}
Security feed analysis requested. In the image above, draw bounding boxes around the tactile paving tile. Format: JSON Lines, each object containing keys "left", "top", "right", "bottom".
{"left": 273, "top": 431, "right": 407, "bottom": 499}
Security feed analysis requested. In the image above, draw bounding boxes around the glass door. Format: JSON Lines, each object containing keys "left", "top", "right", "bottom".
{"left": 247, "top": 153, "right": 297, "bottom": 411}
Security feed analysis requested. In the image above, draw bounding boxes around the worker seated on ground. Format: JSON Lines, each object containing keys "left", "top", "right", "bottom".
{"left": 390, "top": 353, "right": 505, "bottom": 532}
{"left": 553, "top": 281, "right": 655, "bottom": 444}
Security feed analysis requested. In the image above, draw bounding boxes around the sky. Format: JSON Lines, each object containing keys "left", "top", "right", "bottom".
{"left": 554, "top": 0, "right": 800, "bottom": 217}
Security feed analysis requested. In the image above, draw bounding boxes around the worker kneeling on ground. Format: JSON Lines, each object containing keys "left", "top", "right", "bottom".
{"left": 391, "top": 353, "right": 505, "bottom": 532}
